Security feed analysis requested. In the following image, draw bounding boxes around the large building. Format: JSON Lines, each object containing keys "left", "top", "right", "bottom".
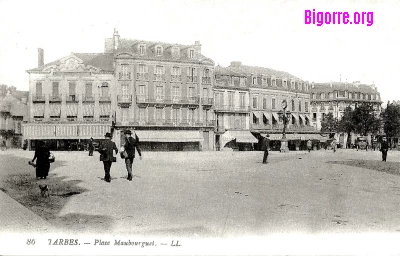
{"left": 310, "top": 81, "right": 383, "bottom": 147}
{"left": 24, "top": 29, "right": 215, "bottom": 151}
{"left": 215, "top": 62, "right": 323, "bottom": 151}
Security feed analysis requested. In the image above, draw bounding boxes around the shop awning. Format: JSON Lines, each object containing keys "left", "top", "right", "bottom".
{"left": 299, "top": 114, "right": 305, "bottom": 122}
{"left": 291, "top": 113, "right": 299, "bottom": 121}
{"left": 229, "top": 130, "right": 258, "bottom": 143}
{"left": 33, "top": 104, "right": 45, "bottom": 117}
{"left": 271, "top": 112, "right": 279, "bottom": 121}
{"left": 66, "top": 103, "right": 78, "bottom": 117}
{"left": 262, "top": 112, "right": 270, "bottom": 121}
{"left": 261, "top": 133, "right": 328, "bottom": 141}
{"left": 100, "top": 103, "right": 111, "bottom": 116}
{"left": 83, "top": 104, "right": 94, "bottom": 117}
{"left": 252, "top": 112, "right": 260, "bottom": 120}
{"left": 49, "top": 104, "right": 61, "bottom": 117}
{"left": 135, "top": 130, "right": 203, "bottom": 142}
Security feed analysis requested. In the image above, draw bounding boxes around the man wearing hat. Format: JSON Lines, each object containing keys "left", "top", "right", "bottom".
{"left": 88, "top": 137, "right": 94, "bottom": 156}
{"left": 261, "top": 134, "right": 270, "bottom": 164}
{"left": 380, "top": 136, "right": 389, "bottom": 162}
{"left": 123, "top": 129, "right": 142, "bottom": 181}
{"left": 98, "top": 132, "right": 118, "bottom": 182}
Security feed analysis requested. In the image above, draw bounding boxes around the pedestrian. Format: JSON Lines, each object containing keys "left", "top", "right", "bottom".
{"left": 307, "top": 139, "right": 312, "bottom": 153}
{"left": 332, "top": 138, "right": 337, "bottom": 153}
{"left": 261, "top": 134, "right": 270, "bottom": 164}
{"left": 98, "top": 132, "right": 118, "bottom": 183}
{"left": 380, "top": 137, "right": 389, "bottom": 162}
{"left": 2, "top": 140, "right": 6, "bottom": 151}
{"left": 122, "top": 130, "right": 142, "bottom": 181}
{"left": 31, "top": 141, "right": 51, "bottom": 180}
{"left": 88, "top": 137, "right": 94, "bottom": 156}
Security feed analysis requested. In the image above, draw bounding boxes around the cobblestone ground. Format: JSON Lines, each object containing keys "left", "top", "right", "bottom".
{"left": 2, "top": 149, "right": 400, "bottom": 238}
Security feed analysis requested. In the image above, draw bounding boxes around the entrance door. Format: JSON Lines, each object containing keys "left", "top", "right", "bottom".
{"left": 203, "top": 131, "right": 209, "bottom": 150}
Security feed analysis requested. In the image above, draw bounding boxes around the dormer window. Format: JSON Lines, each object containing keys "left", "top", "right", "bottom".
{"left": 252, "top": 77, "right": 257, "bottom": 85}
{"left": 189, "top": 49, "right": 195, "bottom": 59}
{"left": 139, "top": 44, "right": 146, "bottom": 55}
{"left": 156, "top": 46, "right": 163, "bottom": 56}
{"left": 172, "top": 47, "right": 180, "bottom": 58}
{"left": 283, "top": 80, "right": 287, "bottom": 87}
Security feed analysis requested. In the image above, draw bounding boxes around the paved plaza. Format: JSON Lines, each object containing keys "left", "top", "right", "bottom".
{"left": 1, "top": 149, "right": 400, "bottom": 237}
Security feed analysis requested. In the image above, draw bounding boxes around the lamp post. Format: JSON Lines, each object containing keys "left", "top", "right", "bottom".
{"left": 278, "top": 99, "right": 291, "bottom": 152}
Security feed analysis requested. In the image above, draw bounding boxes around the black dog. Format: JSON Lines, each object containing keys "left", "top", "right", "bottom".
{"left": 39, "top": 185, "right": 50, "bottom": 198}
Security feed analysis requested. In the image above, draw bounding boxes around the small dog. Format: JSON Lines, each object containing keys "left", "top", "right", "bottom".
{"left": 39, "top": 185, "right": 50, "bottom": 198}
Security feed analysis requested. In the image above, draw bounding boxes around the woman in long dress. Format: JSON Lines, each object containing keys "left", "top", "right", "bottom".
{"left": 32, "top": 141, "right": 50, "bottom": 179}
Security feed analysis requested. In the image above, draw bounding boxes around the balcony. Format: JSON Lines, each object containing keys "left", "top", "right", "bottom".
{"left": 187, "top": 76, "right": 198, "bottom": 83}
{"left": 201, "top": 98, "right": 213, "bottom": 106}
{"left": 32, "top": 94, "right": 45, "bottom": 103}
{"left": 206, "top": 120, "right": 215, "bottom": 127}
{"left": 66, "top": 95, "right": 79, "bottom": 103}
{"left": 117, "top": 95, "right": 132, "bottom": 105}
{"left": 215, "top": 126, "right": 226, "bottom": 133}
{"left": 82, "top": 94, "right": 95, "bottom": 102}
{"left": 136, "top": 73, "right": 149, "bottom": 81}
{"left": 99, "top": 95, "right": 111, "bottom": 102}
{"left": 49, "top": 94, "right": 62, "bottom": 103}
{"left": 202, "top": 77, "right": 212, "bottom": 84}
{"left": 154, "top": 74, "right": 165, "bottom": 82}
{"left": 170, "top": 75, "right": 181, "bottom": 82}
{"left": 118, "top": 72, "right": 131, "bottom": 80}
{"left": 214, "top": 105, "right": 250, "bottom": 113}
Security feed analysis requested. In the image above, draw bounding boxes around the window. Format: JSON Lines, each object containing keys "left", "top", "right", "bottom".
{"left": 52, "top": 82, "right": 59, "bottom": 97}
{"left": 263, "top": 98, "right": 267, "bottom": 109}
{"left": 272, "top": 79, "right": 276, "bottom": 86}
{"left": 312, "top": 93, "right": 316, "bottom": 99}
{"left": 189, "top": 87, "right": 195, "bottom": 99}
{"left": 283, "top": 80, "right": 287, "bottom": 87}
{"left": 239, "top": 93, "right": 245, "bottom": 108}
{"left": 172, "top": 47, "right": 180, "bottom": 57}
{"left": 252, "top": 96, "right": 258, "bottom": 109}
{"left": 121, "top": 84, "right": 129, "bottom": 98}
{"left": 188, "top": 109, "right": 195, "bottom": 123}
{"left": 138, "top": 64, "right": 147, "bottom": 73}
{"left": 313, "top": 113, "right": 317, "bottom": 119}
{"left": 252, "top": 77, "right": 257, "bottom": 85}
{"left": 139, "top": 44, "right": 145, "bottom": 55}
{"left": 188, "top": 67, "right": 196, "bottom": 77}
{"left": 329, "top": 92, "right": 333, "bottom": 99}
{"left": 203, "top": 88, "right": 208, "bottom": 99}
{"left": 291, "top": 100, "right": 295, "bottom": 112}
{"left": 120, "top": 64, "right": 131, "bottom": 79}
{"left": 36, "top": 82, "right": 42, "bottom": 96}
{"left": 85, "top": 83, "right": 92, "bottom": 96}
{"left": 189, "top": 49, "right": 195, "bottom": 59}
{"left": 156, "top": 107, "right": 164, "bottom": 121}
{"left": 272, "top": 98, "right": 276, "bottom": 109}
{"left": 305, "top": 102, "right": 309, "bottom": 112}
{"left": 156, "top": 46, "right": 162, "bottom": 56}
{"left": 156, "top": 86, "right": 164, "bottom": 100}
{"left": 69, "top": 82, "right": 76, "bottom": 97}
{"left": 228, "top": 92, "right": 234, "bottom": 107}
{"left": 172, "top": 108, "right": 180, "bottom": 122}
{"left": 101, "top": 82, "right": 109, "bottom": 97}
{"left": 299, "top": 101, "right": 302, "bottom": 112}
{"left": 139, "top": 108, "right": 146, "bottom": 122}
{"left": 172, "top": 67, "right": 181, "bottom": 75}
{"left": 320, "top": 93, "right": 325, "bottom": 99}
{"left": 122, "top": 108, "right": 129, "bottom": 123}
{"left": 138, "top": 85, "right": 146, "bottom": 96}
{"left": 203, "top": 68, "right": 210, "bottom": 77}
{"left": 172, "top": 86, "right": 180, "bottom": 100}
{"left": 155, "top": 65, "right": 164, "bottom": 74}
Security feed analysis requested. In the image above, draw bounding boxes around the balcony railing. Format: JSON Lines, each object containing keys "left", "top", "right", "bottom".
{"left": 202, "top": 77, "right": 212, "bottom": 84}
{"left": 154, "top": 74, "right": 165, "bottom": 81}
{"left": 117, "top": 95, "right": 132, "bottom": 103}
{"left": 135, "top": 96, "right": 200, "bottom": 105}
{"left": 82, "top": 94, "right": 95, "bottom": 102}
{"left": 170, "top": 75, "right": 181, "bottom": 82}
{"left": 49, "top": 94, "right": 62, "bottom": 102}
{"left": 214, "top": 105, "right": 250, "bottom": 112}
{"left": 32, "top": 94, "right": 45, "bottom": 102}
{"left": 136, "top": 73, "right": 149, "bottom": 81}
{"left": 201, "top": 98, "right": 213, "bottom": 105}
{"left": 66, "top": 95, "right": 79, "bottom": 102}
{"left": 187, "top": 76, "right": 198, "bottom": 83}
{"left": 118, "top": 72, "right": 131, "bottom": 80}
{"left": 99, "top": 95, "right": 111, "bottom": 102}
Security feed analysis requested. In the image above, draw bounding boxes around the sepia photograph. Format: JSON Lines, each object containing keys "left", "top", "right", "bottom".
{"left": 1, "top": 0, "right": 400, "bottom": 255}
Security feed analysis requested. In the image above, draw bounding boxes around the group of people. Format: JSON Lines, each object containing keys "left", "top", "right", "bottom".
{"left": 97, "top": 130, "right": 142, "bottom": 183}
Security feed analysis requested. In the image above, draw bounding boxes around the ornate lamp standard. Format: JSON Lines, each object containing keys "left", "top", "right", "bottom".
{"left": 277, "top": 99, "right": 291, "bottom": 152}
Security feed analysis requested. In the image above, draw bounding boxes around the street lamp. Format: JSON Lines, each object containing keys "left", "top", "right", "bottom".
{"left": 278, "top": 99, "right": 291, "bottom": 152}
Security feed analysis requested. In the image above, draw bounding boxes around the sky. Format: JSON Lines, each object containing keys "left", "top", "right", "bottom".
{"left": 0, "top": 0, "right": 399, "bottom": 104}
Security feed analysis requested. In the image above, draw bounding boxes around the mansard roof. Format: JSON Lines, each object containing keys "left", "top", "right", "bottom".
{"left": 27, "top": 53, "right": 114, "bottom": 73}
{"left": 227, "top": 64, "right": 303, "bottom": 81}
{"left": 311, "top": 82, "right": 380, "bottom": 94}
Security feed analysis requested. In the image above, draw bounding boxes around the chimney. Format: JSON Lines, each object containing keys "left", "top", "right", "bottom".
{"left": 194, "top": 41, "right": 201, "bottom": 54}
{"left": 230, "top": 61, "right": 242, "bottom": 68}
{"left": 38, "top": 48, "right": 44, "bottom": 68}
{"left": 113, "top": 28, "right": 120, "bottom": 50}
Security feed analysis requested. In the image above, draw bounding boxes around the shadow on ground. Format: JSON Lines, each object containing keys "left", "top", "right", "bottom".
{"left": 327, "top": 159, "right": 400, "bottom": 176}
{"left": 0, "top": 154, "right": 113, "bottom": 232}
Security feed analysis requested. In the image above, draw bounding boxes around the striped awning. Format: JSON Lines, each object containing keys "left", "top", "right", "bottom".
{"left": 291, "top": 113, "right": 299, "bottom": 121}
{"left": 262, "top": 112, "right": 270, "bottom": 120}
{"left": 272, "top": 112, "right": 279, "bottom": 121}
{"left": 252, "top": 112, "right": 259, "bottom": 120}
{"left": 135, "top": 130, "right": 203, "bottom": 142}
{"left": 100, "top": 103, "right": 111, "bottom": 116}
{"left": 83, "top": 104, "right": 94, "bottom": 117}
{"left": 66, "top": 104, "right": 78, "bottom": 117}
{"left": 262, "top": 133, "right": 327, "bottom": 141}
{"left": 299, "top": 114, "right": 305, "bottom": 123}
{"left": 49, "top": 104, "right": 61, "bottom": 117}
{"left": 229, "top": 130, "right": 258, "bottom": 143}
{"left": 33, "top": 104, "right": 45, "bottom": 117}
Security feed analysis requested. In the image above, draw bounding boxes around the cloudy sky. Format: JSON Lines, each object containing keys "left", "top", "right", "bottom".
{"left": 0, "top": 0, "right": 399, "bottom": 103}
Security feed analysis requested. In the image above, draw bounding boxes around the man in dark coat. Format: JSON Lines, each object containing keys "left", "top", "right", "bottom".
{"left": 98, "top": 132, "right": 118, "bottom": 182}
{"left": 123, "top": 130, "right": 142, "bottom": 181}
{"left": 261, "top": 134, "right": 270, "bottom": 164}
{"left": 88, "top": 137, "right": 94, "bottom": 156}
{"left": 31, "top": 141, "right": 50, "bottom": 180}
{"left": 380, "top": 136, "right": 389, "bottom": 162}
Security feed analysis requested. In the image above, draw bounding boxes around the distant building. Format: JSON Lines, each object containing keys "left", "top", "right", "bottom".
{"left": 0, "top": 92, "right": 28, "bottom": 148}
{"left": 310, "top": 81, "right": 383, "bottom": 147}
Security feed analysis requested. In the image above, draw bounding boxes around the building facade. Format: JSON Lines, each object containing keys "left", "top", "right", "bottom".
{"left": 0, "top": 92, "right": 28, "bottom": 148}
{"left": 109, "top": 30, "right": 215, "bottom": 151}
{"left": 310, "top": 81, "right": 383, "bottom": 147}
